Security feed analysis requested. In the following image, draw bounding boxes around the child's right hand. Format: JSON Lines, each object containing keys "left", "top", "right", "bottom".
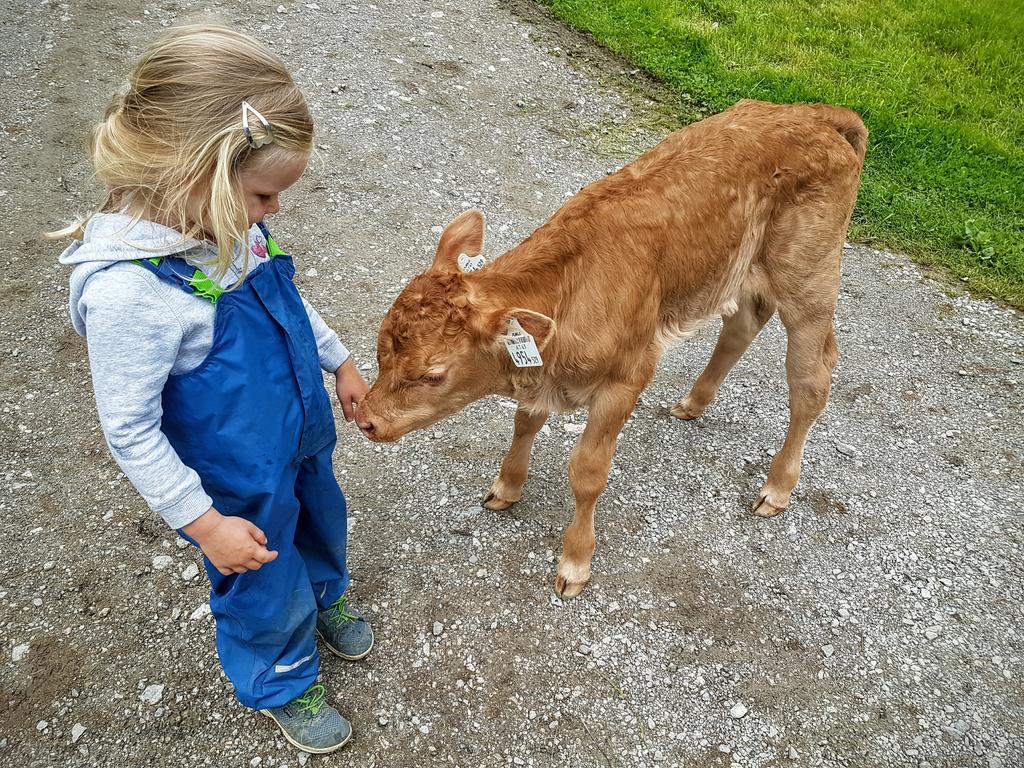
{"left": 182, "top": 507, "right": 279, "bottom": 576}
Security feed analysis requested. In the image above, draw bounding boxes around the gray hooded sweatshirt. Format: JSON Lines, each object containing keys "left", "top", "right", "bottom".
{"left": 59, "top": 213, "right": 350, "bottom": 530}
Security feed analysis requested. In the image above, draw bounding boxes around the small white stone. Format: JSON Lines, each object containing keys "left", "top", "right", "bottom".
{"left": 476, "top": 568, "right": 488, "bottom": 578}
{"left": 141, "top": 684, "right": 165, "bottom": 705}
{"left": 423, "top": 642, "right": 430, "bottom": 657}
{"left": 432, "top": 621, "right": 443, "bottom": 636}
{"left": 190, "top": 603, "right": 212, "bottom": 621}
{"left": 821, "top": 644, "right": 835, "bottom": 657}
{"left": 36, "top": 720, "right": 48, "bottom": 732}
{"left": 181, "top": 564, "right": 200, "bottom": 581}
{"left": 152, "top": 555, "right": 173, "bottom": 570}
{"left": 12, "top": 643, "right": 29, "bottom": 662}
{"left": 729, "top": 702, "right": 748, "bottom": 719}
{"left": 71, "top": 723, "right": 86, "bottom": 743}
{"left": 941, "top": 719, "right": 969, "bottom": 738}
{"left": 305, "top": 268, "right": 318, "bottom": 278}
{"left": 175, "top": 537, "right": 189, "bottom": 549}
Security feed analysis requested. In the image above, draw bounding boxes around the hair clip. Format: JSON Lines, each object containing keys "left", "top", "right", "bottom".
{"left": 241, "top": 101, "right": 274, "bottom": 149}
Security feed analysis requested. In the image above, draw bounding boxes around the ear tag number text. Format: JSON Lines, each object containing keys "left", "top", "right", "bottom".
{"left": 505, "top": 318, "right": 543, "bottom": 367}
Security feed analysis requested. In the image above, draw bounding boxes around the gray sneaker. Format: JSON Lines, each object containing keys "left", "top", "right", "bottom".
{"left": 261, "top": 683, "right": 351, "bottom": 753}
{"left": 316, "top": 595, "right": 374, "bottom": 660}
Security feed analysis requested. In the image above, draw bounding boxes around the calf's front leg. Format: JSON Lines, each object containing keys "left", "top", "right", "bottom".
{"left": 556, "top": 386, "right": 639, "bottom": 598}
{"left": 483, "top": 407, "right": 548, "bottom": 511}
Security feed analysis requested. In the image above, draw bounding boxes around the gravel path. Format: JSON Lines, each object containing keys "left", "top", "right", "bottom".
{"left": 1, "top": 1, "right": 1021, "bottom": 767}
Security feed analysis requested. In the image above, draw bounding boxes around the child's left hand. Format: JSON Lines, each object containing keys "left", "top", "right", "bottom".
{"left": 335, "top": 357, "right": 369, "bottom": 422}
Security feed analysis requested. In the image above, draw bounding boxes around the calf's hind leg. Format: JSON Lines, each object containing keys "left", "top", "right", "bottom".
{"left": 483, "top": 407, "right": 548, "bottom": 511}
{"left": 672, "top": 296, "right": 776, "bottom": 420}
{"left": 753, "top": 304, "right": 839, "bottom": 518}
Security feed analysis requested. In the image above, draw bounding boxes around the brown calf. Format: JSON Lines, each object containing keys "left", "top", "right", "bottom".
{"left": 357, "top": 100, "right": 867, "bottom": 598}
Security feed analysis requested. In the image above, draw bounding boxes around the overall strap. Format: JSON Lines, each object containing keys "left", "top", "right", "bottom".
{"left": 132, "top": 257, "right": 223, "bottom": 304}
{"left": 257, "top": 222, "right": 286, "bottom": 258}
{"left": 133, "top": 227, "right": 283, "bottom": 304}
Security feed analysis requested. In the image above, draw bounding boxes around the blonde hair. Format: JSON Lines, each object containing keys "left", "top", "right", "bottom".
{"left": 50, "top": 24, "right": 313, "bottom": 280}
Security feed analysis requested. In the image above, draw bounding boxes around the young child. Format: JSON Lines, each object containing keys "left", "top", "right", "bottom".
{"left": 54, "top": 24, "right": 370, "bottom": 754}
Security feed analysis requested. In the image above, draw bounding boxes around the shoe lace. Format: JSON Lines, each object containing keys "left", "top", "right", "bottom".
{"left": 287, "top": 683, "right": 326, "bottom": 717}
{"left": 324, "top": 595, "right": 359, "bottom": 624}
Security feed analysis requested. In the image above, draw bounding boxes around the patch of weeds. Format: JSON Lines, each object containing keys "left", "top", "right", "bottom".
{"left": 959, "top": 219, "right": 1024, "bottom": 279}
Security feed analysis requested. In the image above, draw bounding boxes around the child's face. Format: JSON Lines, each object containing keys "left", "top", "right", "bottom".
{"left": 237, "top": 150, "right": 310, "bottom": 227}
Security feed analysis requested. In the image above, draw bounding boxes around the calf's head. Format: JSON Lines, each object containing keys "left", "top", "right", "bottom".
{"left": 358, "top": 209, "right": 553, "bottom": 442}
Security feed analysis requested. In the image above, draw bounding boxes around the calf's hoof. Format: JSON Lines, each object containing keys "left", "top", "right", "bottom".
{"left": 670, "top": 395, "right": 706, "bottom": 421}
{"left": 482, "top": 489, "right": 518, "bottom": 512}
{"left": 482, "top": 477, "right": 524, "bottom": 511}
{"left": 553, "top": 574, "right": 589, "bottom": 599}
{"left": 751, "top": 487, "right": 790, "bottom": 518}
{"left": 554, "top": 559, "right": 591, "bottom": 599}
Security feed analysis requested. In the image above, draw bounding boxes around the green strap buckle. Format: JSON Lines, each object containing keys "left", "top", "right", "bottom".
{"left": 132, "top": 258, "right": 222, "bottom": 304}
{"left": 265, "top": 232, "right": 285, "bottom": 258}
{"left": 187, "top": 270, "right": 223, "bottom": 304}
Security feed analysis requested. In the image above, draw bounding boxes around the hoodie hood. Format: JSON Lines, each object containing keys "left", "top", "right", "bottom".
{"left": 60, "top": 213, "right": 211, "bottom": 335}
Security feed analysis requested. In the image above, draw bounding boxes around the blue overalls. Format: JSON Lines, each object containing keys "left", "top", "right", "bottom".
{"left": 136, "top": 225, "right": 349, "bottom": 709}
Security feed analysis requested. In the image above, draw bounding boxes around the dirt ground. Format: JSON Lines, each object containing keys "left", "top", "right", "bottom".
{"left": 1, "top": 1, "right": 1022, "bottom": 767}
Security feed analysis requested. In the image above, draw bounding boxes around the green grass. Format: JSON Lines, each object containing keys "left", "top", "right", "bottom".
{"left": 541, "top": 0, "right": 1024, "bottom": 306}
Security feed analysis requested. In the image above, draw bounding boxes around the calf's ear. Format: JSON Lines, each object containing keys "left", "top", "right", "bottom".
{"left": 431, "top": 209, "right": 485, "bottom": 273}
{"left": 490, "top": 308, "right": 556, "bottom": 351}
